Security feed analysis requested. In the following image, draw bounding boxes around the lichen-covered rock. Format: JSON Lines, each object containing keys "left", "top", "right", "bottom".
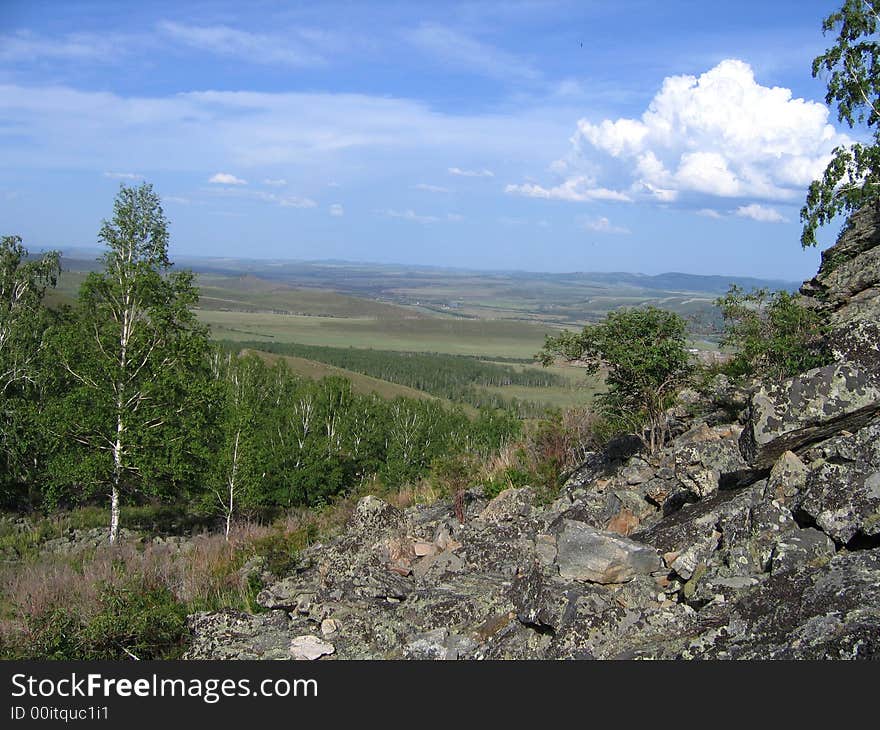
{"left": 770, "top": 528, "right": 836, "bottom": 575}
{"left": 631, "top": 548, "right": 880, "bottom": 659}
{"left": 764, "top": 450, "right": 809, "bottom": 503}
{"left": 184, "top": 609, "right": 300, "bottom": 660}
{"left": 739, "top": 363, "right": 880, "bottom": 469}
{"left": 479, "top": 487, "right": 534, "bottom": 523}
{"left": 795, "top": 462, "right": 880, "bottom": 545}
{"left": 553, "top": 519, "right": 661, "bottom": 584}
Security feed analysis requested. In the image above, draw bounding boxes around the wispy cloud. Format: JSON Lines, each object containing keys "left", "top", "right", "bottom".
{"left": 208, "top": 186, "right": 316, "bottom": 208}
{"left": 103, "top": 171, "right": 142, "bottom": 180}
{"left": 263, "top": 178, "right": 288, "bottom": 186}
{"left": 209, "top": 172, "right": 247, "bottom": 185}
{"left": 0, "top": 30, "right": 127, "bottom": 62}
{"left": 582, "top": 216, "right": 630, "bottom": 234}
{"left": 329, "top": 203, "right": 344, "bottom": 217}
{"left": 158, "top": 21, "right": 326, "bottom": 67}
{"left": 406, "top": 24, "right": 539, "bottom": 82}
{"left": 448, "top": 167, "right": 494, "bottom": 178}
{"left": 378, "top": 208, "right": 439, "bottom": 223}
{"left": 697, "top": 208, "right": 723, "bottom": 219}
{"left": 415, "top": 183, "right": 451, "bottom": 193}
{"left": 505, "top": 177, "right": 631, "bottom": 203}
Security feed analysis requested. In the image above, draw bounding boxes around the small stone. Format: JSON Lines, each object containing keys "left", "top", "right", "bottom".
{"left": 413, "top": 541, "right": 438, "bottom": 557}
{"left": 290, "top": 635, "right": 335, "bottom": 660}
{"left": 320, "top": 618, "right": 338, "bottom": 636}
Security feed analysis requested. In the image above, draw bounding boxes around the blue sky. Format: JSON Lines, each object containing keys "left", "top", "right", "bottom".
{"left": 0, "top": 0, "right": 860, "bottom": 279}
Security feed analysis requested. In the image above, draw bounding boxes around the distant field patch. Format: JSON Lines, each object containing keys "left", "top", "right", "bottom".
{"left": 200, "top": 310, "right": 556, "bottom": 359}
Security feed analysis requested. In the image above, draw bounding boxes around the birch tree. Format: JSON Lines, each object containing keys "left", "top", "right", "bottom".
{"left": 49, "top": 183, "right": 210, "bottom": 542}
{"left": 209, "top": 352, "right": 270, "bottom": 539}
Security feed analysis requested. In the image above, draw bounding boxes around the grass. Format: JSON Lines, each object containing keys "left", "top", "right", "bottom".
{"left": 198, "top": 310, "right": 557, "bottom": 359}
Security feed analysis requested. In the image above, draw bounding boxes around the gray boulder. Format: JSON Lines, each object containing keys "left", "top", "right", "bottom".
{"left": 553, "top": 519, "right": 661, "bottom": 584}
{"left": 739, "top": 363, "right": 880, "bottom": 469}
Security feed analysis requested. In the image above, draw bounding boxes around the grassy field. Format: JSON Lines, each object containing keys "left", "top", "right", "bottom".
{"left": 200, "top": 309, "right": 556, "bottom": 359}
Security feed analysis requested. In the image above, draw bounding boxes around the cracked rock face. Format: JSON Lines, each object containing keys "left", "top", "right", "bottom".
{"left": 739, "top": 363, "right": 880, "bottom": 469}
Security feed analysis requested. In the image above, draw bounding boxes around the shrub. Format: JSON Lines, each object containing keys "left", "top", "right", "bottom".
{"left": 715, "top": 285, "right": 831, "bottom": 379}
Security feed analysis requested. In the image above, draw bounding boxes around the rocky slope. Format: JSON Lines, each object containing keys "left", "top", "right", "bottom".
{"left": 186, "top": 212, "right": 880, "bottom": 660}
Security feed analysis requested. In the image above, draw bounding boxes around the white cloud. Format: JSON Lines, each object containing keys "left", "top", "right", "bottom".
{"left": 415, "top": 183, "right": 451, "bottom": 193}
{"left": 448, "top": 167, "right": 494, "bottom": 178}
{"left": 697, "top": 208, "right": 723, "bottom": 219}
{"left": 582, "top": 216, "right": 630, "bottom": 234}
{"left": 505, "top": 176, "right": 631, "bottom": 203}
{"left": 406, "top": 24, "right": 539, "bottom": 82}
{"left": 207, "top": 186, "right": 316, "bottom": 208}
{"left": 735, "top": 203, "right": 787, "bottom": 223}
{"left": 377, "top": 208, "right": 441, "bottom": 223}
{"left": 329, "top": 203, "right": 344, "bottom": 217}
{"left": 103, "top": 171, "right": 142, "bottom": 180}
{"left": 263, "top": 178, "right": 288, "bottom": 186}
{"left": 0, "top": 84, "right": 572, "bottom": 182}
{"left": 0, "top": 30, "right": 127, "bottom": 62}
{"left": 209, "top": 173, "right": 247, "bottom": 185}
{"left": 446, "top": 213, "right": 464, "bottom": 222}
{"left": 538, "top": 59, "right": 849, "bottom": 207}
{"left": 158, "top": 21, "right": 325, "bottom": 67}
{"left": 164, "top": 196, "right": 192, "bottom": 205}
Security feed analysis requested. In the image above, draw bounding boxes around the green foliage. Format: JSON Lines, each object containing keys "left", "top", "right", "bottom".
{"left": 801, "top": 0, "right": 880, "bottom": 247}
{"left": 715, "top": 285, "right": 832, "bottom": 378}
{"left": 5, "top": 582, "right": 188, "bottom": 661}
{"left": 539, "top": 307, "right": 693, "bottom": 452}
{"left": 0, "top": 236, "right": 61, "bottom": 506}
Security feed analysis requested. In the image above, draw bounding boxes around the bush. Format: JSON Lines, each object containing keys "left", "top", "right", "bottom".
{"left": 715, "top": 285, "right": 831, "bottom": 379}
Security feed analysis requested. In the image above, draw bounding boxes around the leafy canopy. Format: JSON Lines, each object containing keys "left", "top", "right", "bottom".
{"left": 539, "top": 307, "right": 693, "bottom": 452}
{"left": 802, "top": 0, "right": 880, "bottom": 247}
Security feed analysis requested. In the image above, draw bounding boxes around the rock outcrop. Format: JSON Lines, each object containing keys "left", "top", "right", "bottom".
{"left": 801, "top": 201, "right": 880, "bottom": 380}
{"left": 185, "top": 207, "right": 880, "bottom": 661}
{"left": 185, "top": 400, "right": 880, "bottom": 660}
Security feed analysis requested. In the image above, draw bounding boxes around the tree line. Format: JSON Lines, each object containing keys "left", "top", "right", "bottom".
{"left": 229, "top": 340, "right": 566, "bottom": 413}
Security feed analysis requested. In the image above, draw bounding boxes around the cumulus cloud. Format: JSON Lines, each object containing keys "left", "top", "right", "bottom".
{"left": 448, "top": 167, "right": 494, "bottom": 178}
{"left": 513, "top": 59, "right": 849, "bottom": 209}
{"left": 505, "top": 176, "right": 631, "bottom": 203}
{"left": 735, "top": 203, "right": 787, "bottom": 223}
{"left": 209, "top": 172, "right": 247, "bottom": 185}
{"left": 582, "top": 216, "right": 630, "bottom": 234}
{"left": 329, "top": 203, "right": 344, "bottom": 217}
